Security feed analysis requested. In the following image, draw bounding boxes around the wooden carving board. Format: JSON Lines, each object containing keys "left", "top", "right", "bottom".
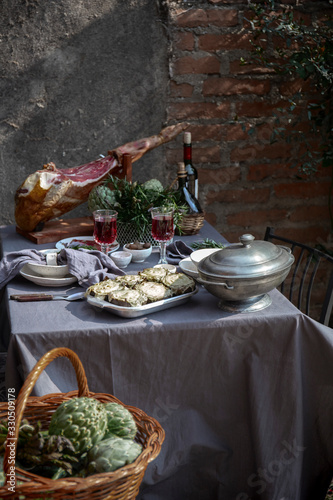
{"left": 16, "top": 217, "right": 94, "bottom": 245}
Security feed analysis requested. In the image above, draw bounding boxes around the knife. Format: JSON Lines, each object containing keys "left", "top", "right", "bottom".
{"left": 10, "top": 292, "right": 85, "bottom": 302}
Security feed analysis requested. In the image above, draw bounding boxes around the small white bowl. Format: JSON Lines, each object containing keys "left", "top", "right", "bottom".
{"left": 110, "top": 251, "right": 132, "bottom": 268}
{"left": 25, "top": 249, "right": 69, "bottom": 278}
{"left": 154, "top": 264, "right": 177, "bottom": 273}
{"left": 123, "top": 243, "right": 152, "bottom": 263}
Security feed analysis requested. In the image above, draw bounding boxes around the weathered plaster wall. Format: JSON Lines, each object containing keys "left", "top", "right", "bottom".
{"left": 0, "top": 0, "right": 169, "bottom": 225}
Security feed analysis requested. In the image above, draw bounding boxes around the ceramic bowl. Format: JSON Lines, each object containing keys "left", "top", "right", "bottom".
{"left": 178, "top": 258, "right": 199, "bottom": 279}
{"left": 190, "top": 248, "right": 220, "bottom": 266}
{"left": 123, "top": 243, "right": 152, "bottom": 263}
{"left": 110, "top": 250, "right": 132, "bottom": 268}
{"left": 25, "top": 249, "right": 70, "bottom": 278}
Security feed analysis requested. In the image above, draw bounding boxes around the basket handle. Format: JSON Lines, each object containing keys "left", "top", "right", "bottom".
{"left": 3, "top": 347, "right": 89, "bottom": 485}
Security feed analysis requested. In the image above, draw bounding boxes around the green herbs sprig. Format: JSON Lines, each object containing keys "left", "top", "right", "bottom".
{"left": 191, "top": 239, "right": 225, "bottom": 249}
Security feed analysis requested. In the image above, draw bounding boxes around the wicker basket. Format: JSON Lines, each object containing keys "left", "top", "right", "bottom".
{"left": 177, "top": 212, "right": 205, "bottom": 236}
{"left": 0, "top": 347, "right": 165, "bottom": 499}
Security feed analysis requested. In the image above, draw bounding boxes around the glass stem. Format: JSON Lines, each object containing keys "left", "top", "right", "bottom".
{"left": 101, "top": 244, "right": 109, "bottom": 255}
{"left": 159, "top": 241, "right": 168, "bottom": 264}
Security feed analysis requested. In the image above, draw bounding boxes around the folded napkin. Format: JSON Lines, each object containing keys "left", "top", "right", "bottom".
{"left": 58, "top": 248, "right": 125, "bottom": 288}
{"left": 0, "top": 248, "right": 125, "bottom": 290}
{"left": 0, "top": 249, "right": 48, "bottom": 289}
{"left": 166, "top": 240, "right": 193, "bottom": 265}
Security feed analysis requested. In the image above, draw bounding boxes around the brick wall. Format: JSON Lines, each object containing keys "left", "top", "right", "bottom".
{"left": 164, "top": 0, "right": 332, "bottom": 253}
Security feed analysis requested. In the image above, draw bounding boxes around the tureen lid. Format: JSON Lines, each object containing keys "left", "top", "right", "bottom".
{"left": 197, "top": 234, "right": 294, "bottom": 279}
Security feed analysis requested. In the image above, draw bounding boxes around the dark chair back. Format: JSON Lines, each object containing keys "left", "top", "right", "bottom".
{"left": 264, "top": 227, "right": 333, "bottom": 326}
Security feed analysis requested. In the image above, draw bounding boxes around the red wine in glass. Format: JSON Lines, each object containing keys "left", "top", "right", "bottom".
{"left": 151, "top": 215, "right": 174, "bottom": 241}
{"left": 93, "top": 210, "right": 118, "bottom": 254}
{"left": 151, "top": 207, "right": 174, "bottom": 264}
{"left": 94, "top": 219, "right": 117, "bottom": 245}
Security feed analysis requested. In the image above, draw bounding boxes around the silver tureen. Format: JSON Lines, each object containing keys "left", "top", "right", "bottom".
{"left": 196, "top": 234, "right": 294, "bottom": 313}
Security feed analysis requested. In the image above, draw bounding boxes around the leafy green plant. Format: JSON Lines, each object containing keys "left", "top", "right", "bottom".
{"left": 242, "top": 0, "right": 333, "bottom": 228}
{"left": 88, "top": 175, "right": 187, "bottom": 235}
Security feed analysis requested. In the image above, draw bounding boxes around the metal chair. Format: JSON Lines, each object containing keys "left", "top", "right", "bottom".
{"left": 264, "top": 227, "right": 333, "bottom": 326}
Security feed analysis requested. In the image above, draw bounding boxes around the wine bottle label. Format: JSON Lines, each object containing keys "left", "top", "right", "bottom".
{"left": 194, "top": 179, "right": 198, "bottom": 200}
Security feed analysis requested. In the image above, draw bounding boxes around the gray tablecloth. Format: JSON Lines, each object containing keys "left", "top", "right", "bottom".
{"left": 1, "top": 223, "right": 333, "bottom": 499}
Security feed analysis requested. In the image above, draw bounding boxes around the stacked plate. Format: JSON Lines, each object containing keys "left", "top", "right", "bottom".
{"left": 179, "top": 248, "right": 220, "bottom": 280}
{"left": 20, "top": 249, "right": 77, "bottom": 287}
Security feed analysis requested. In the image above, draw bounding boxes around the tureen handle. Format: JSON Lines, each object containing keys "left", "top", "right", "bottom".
{"left": 197, "top": 277, "right": 234, "bottom": 290}
{"left": 239, "top": 234, "right": 255, "bottom": 248}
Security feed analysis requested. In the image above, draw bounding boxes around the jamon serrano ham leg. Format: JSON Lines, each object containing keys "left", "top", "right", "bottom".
{"left": 15, "top": 122, "right": 188, "bottom": 232}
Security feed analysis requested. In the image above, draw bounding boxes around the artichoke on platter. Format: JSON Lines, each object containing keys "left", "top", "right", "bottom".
{"left": 48, "top": 397, "right": 108, "bottom": 454}
{"left": 104, "top": 402, "right": 138, "bottom": 440}
{"left": 84, "top": 436, "right": 142, "bottom": 476}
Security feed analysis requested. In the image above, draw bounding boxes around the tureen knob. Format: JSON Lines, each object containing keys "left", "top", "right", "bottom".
{"left": 239, "top": 234, "right": 255, "bottom": 247}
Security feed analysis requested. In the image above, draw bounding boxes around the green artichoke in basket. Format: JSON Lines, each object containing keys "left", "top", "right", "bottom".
{"left": 104, "top": 402, "right": 137, "bottom": 440}
{"left": 0, "top": 418, "right": 35, "bottom": 453}
{"left": 88, "top": 184, "right": 118, "bottom": 212}
{"left": 0, "top": 418, "right": 79, "bottom": 481}
{"left": 85, "top": 436, "right": 142, "bottom": 475}
{"left": 48, "top": 397, "right": 108, "bottom": 454}
{"left": 16, "top": 422, "right": 79, "bottom": 479}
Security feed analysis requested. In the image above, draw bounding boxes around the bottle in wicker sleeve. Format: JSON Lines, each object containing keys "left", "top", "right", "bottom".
{"left": 183, "top": 132, "right": 198, "bottom": 199}
{"left": 176, "top": 162, "right": 202, "bottom": 214}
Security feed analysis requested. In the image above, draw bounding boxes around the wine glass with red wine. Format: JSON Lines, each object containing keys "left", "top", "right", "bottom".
{"left": 93, "top": 209, "right": 118, "bottom": 254}
{"left": 151, "top": 206, "right": 174, "bottom": 264}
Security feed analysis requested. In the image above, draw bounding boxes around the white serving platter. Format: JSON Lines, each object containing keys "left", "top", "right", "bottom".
{"left": 55, "top": 236, "right": 119, "bottom": 254}
{"left": 86, "top": 287, "right": 198, "bottom": 318}
{"left": 20, "top": 265, "right": 77, "bottom": 287}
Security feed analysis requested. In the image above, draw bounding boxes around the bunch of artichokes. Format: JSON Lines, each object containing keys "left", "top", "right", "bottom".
{"left": 0, "top": 397, "right": 142, "bottom": 481}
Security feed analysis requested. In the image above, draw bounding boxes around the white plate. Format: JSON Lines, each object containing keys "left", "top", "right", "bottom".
{"left": 20, "top": 265, "right": 77, "bottom": 287}
{"left": 179, "top": 258, "right": 199, "bottom": 279}
{"left": 55, "top": 236, "right": 119, "bottom": 254}
{"left": 190, "top": 248, "right": 220, "bottom": 266}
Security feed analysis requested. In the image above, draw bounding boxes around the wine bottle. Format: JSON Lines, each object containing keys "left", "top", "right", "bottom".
{"left": 176, "top": 162, "right": 202, "bottom": 214}
{"left": 183, "top": 132, "right": 198, "bottom": 199}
